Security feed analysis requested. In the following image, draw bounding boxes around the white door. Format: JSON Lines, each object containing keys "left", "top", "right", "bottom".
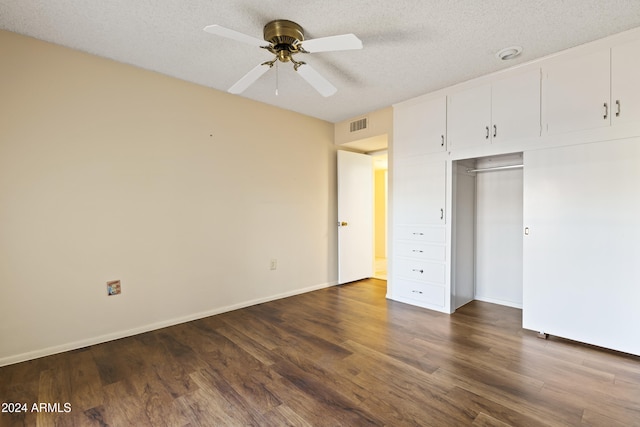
{"left": 337, "top": 150, "right": 373, "bottom": 284}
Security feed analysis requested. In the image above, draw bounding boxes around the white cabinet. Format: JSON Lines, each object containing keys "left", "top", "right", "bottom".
{"left": 393, "top": 157, "right": 446, "bottom": 225}
{"left": 611, "top": 38, "right": 640, "bottom": 126}
{"left": 542, "top": 49, "right": 610, "bottom": 135}
{"left": 391, "top": 157, "right": 448, "bottom": 312}
{"left": 448, "top": 70, "right": 541, "bottom": 150}
{"left": 491, "top": 70, "right": 542, "bottom": 143}
{"left": 393, "top": 96, "right": 447, "bottom": 158}
{"left": 543, "top": 40, "right": 640, "bottom": 134}
{"left": 447, "top": 84, "right": 491, "bottom": 150}
{"left": 392, "top": 225, "right": 447, "bottom": 310}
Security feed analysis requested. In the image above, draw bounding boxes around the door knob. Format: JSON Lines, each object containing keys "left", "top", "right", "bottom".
{"left": 339, "top": 221, "right": 348, "bottom": 227}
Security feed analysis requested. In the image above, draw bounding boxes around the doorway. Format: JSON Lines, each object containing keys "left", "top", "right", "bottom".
{"left": 453, "top": 153, "right": 524, "bottom": 309}
{"left": 336, "top": 137, "right": 388, "bottom": 283}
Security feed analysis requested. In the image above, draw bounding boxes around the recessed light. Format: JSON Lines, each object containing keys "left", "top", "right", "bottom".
{"left": 496, "top": 46, "right": 523, "bottom": 61}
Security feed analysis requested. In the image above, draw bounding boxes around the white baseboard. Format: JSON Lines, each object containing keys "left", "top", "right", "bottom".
{"left": 0, "top": 281, "right": 337, "bottom": 367}
{"left": 474, "top": 295, "right": 523, "bottom": 309}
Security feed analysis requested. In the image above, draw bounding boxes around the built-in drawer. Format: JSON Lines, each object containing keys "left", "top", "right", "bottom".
{"left": 395, "top": 258, "right": 446, "bottom": 284}
{"left": 394, "top": 279, "right": 445, "bottom": 307}
{"left": 395, "top": 225, "right": 446, "bottom": 243}
{"left": 395, "top": 241, "right": 446, "bottom": 261}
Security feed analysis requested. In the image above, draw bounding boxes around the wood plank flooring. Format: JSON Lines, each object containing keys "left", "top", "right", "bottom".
{"left": 1, "top": 278, "right": 639, "bottom": 426}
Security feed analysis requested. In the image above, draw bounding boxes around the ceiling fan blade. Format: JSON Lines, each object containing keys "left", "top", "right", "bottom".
{"left": 296, "top": 63, "right": 337, "bottom": 97}
{"left": 228, "top": 63, "right": 271, "bottom": 94}
{"left": 301, "top": 34, "right": 363, "bottom": 53}
{"left": 203, "top": 24, "right": 266, "bottom": 47}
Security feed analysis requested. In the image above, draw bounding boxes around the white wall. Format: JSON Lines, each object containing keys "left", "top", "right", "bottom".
{"left": 475, "top": 166, "right": 524, "bottom": 308}
{"left": 0, "top": 31, "right": 338, "bottom": 366}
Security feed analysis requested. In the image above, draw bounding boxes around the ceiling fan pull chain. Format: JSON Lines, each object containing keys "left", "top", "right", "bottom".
{"left": 275, "top": 61, "right": 279, "bottom": 96}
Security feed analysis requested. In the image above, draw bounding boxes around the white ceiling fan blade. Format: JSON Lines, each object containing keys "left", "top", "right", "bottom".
{"left": 301, "top": 34, "right": 363, "bottom": 53}
{"left": 296, "top": 63, "right": 337, "bottom": 97}
{"left": 228, "top": 63, "right": 271, "bottom": 94}
{"left": 203, "top": 24, "right": 266, "bottom": 47}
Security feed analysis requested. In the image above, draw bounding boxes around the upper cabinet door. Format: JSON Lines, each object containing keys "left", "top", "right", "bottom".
{"left": 393, "top": 96, "right": 447, "bottom": 159}
{"left": 447, "top": 84, "right": 492, "bottom": 150}
{"left": 492, "top": 69, "right": 541, "bottom": 143}
{"left": 612, "top": 39, "right": 640, "bottom": 127}
{"left": 542, "top": 49, "right": 611, "bottom": 135}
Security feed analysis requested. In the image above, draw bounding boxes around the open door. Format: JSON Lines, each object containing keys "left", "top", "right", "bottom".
{"left": 337, "top": 150, "right": 373, "bottom": 284}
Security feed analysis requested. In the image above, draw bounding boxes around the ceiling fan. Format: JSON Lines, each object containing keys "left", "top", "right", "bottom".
{"left": 203, "top": 19, "right": 363, "bottom": 97}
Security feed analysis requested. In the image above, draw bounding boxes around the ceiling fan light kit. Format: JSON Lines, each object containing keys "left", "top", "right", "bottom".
{"left": 204, "top": 19, "right": 362, "bottom": 97}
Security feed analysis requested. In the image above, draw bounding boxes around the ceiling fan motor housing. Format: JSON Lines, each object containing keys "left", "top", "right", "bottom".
{"left": 264, "top": 19, "right": 305, "bottom": 58}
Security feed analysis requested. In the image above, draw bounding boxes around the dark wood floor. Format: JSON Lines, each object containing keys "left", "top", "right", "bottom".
{"left": 1, "top": 278, "right": 639, "bottom": 426}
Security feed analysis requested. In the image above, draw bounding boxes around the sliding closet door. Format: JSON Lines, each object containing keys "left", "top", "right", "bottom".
{"left": 523, "top": 138, "right": 640, "bottom": 356}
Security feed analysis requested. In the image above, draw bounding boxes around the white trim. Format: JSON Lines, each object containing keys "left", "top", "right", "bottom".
{"left": 0, "top": 281, "right": 337, "bottom": 367}
{"left": 474, "top": 295, "right": 523, "bottom": 310}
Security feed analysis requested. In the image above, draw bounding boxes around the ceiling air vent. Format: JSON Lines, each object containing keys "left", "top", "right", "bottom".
{"left": 349, "top": 117, "right": 368, "bottom": 133}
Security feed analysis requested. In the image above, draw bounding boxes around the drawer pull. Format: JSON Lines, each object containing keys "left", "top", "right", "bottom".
{"left": 411, "top": 249, "right": 424, "bottom": 253}
{"left": 411, "top": 290, "right": 423, "bottom": 294}
{"left": 412, "top": 269, "right": 424, "bottom": 274}
{"left": 412, "top": 232, "right": 424, "bottom": 236}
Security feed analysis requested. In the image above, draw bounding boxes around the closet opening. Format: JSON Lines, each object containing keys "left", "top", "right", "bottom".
{"left": 452, "top": 153, "right": 524, "bottom": 310}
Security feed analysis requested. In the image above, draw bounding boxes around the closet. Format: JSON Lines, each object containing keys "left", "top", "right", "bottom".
{"left": 453, "top": 154, "right": 523, "bottom": 310}
{"left": 390, "top": 27, "right": 640, "bottom": 355}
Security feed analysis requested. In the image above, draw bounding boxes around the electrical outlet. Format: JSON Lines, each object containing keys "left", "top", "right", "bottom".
{"left": 107, "top": 280, "right": 121, "bottom": 296}
{"left": 270, "top": 259, "right": 277, "bottom": 270}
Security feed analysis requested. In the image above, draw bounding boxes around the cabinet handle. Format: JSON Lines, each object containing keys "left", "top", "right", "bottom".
{"left": 412, "top": 249, "right": 424, "bottom": 253}
{"left": 412, "top": 269, "right": 424, "bottom": 274}
{"left": 603, "top": 102, "right": 608, "bottom": 120}
{"left": 441, "top": 135, "right": 445, "bottom": 147}
{"left": 616, "top": 100, "right": 621, "bottom": 117}
{"left": 411, "top": 290, "right": 423, "bottom": 294}
{"left": 485, "top": 126, "right": 490, "bottom": 139}
{"left": 412, "top": 232, "right": 424, "bottom": 236}
{"left": 493, "top": 124, "right": 497, "bottom": 138}
{"left": 440, "top": 208, "right": 444, "bottom": 220}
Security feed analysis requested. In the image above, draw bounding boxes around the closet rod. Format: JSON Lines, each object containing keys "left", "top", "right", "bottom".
{"left": 466, "top": 164, "right": 523, "bottom": 173}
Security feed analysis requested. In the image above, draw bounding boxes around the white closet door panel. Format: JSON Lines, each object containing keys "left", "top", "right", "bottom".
{"left": 523, "top": 138, "right": 640, "bottom": 356}
{"left": 448, "top": 84, "right": 491, "bottom": 150}
{"left": 612, "top": 39, "right": 640, "bottom": 126}
{"left": 542, "top": 49, "right": 610, "bottom": 135}
{"left": 491, "top": 69, "right": 541, "bottom": 143}
{"left": 394, "top": 96, "right": 447, "bottom": 158}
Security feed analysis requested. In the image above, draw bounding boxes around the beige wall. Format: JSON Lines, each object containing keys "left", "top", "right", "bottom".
{"left": 0, "top": 30, "right": 338, "bottom": 365}
{"left": 334, "top": 107, "right": 392, "bottom": 147}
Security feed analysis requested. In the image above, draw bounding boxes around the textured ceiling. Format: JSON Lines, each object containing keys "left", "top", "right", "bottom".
{"left": 2, "top": 1, "right": 640, "bottom": 123}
